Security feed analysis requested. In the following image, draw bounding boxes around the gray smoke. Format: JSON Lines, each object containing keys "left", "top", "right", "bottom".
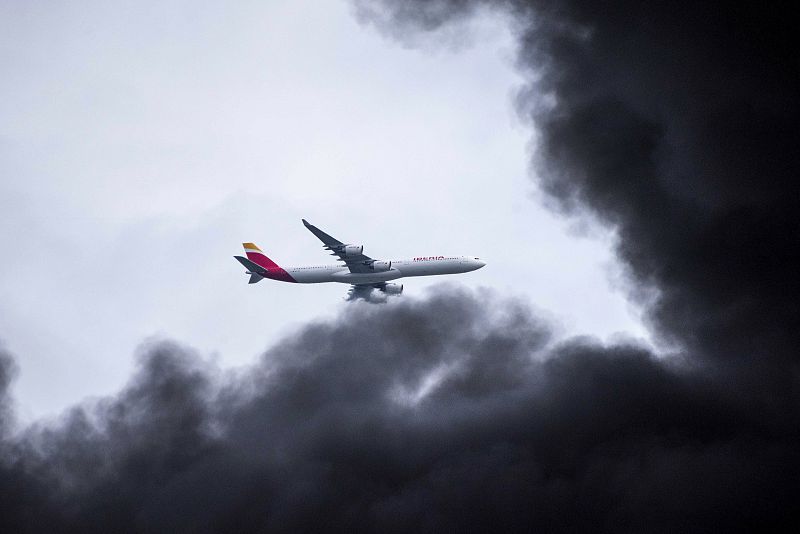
{"left": 2, "top": 286, "right": 798, "bottom": 531}
{"left": 356, "top": 0, "right": 799, "bottom": 368}
{"left": 3, "top": 1, "right": 799, "bottom": 531}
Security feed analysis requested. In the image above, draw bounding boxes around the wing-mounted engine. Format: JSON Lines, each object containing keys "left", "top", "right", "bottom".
{"left": 325, "top": 243, "right": 363, "bottom": 257}
{"left": 370, "top": 260, "right": 392, "bottom": 272}
{"left": 381, "top": 282, "right": 403, "bottom": 295}
{"left": 302, "top": 219, "right": 376, "bottom": 272}
{"left": 342, "top": 244, "right": 363, "bottom": 256}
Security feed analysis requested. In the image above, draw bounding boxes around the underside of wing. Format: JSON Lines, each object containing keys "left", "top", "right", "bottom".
{"left": 302, "top": 219, "right": 374, "bottom": 273}
{"left": 346, "top": 282, "right": 386, "bottom": 302}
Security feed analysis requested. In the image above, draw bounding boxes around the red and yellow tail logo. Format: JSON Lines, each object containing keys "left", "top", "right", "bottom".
{"left": 241, "top": 243, "right": 296, "bottom": 283}
{"left": 242, "top": 243, "right": 281, "bottom": 270}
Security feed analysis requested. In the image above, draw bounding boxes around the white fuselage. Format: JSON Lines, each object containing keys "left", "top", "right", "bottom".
{"left": 286, "top": 256, "right": 486, "bottom": 285}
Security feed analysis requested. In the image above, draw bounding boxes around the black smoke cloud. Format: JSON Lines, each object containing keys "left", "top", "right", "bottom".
{"left": 3, "top": 1, "right": 799, "bottom": 531}
{"left": 2, "top": 288, "right": 797, "bottom": 532}
{"left": 357, "top": 0, "right": 799, "bottom": 367}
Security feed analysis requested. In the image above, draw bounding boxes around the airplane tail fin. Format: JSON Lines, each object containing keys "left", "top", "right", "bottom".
{"left": 235, "top": 244, "right": 297, "bottom": 284}
{"left": 242, "top": 243, "right": 282, "bottom": 270}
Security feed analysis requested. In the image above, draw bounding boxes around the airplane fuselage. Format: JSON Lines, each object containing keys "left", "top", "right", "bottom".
{"left": 284, "top": 256, "right": 485, "bottom": 285}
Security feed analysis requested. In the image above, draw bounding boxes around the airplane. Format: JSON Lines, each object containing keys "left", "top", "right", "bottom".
{"left": 234, "top": 219, "right": 486, "bottom": 301}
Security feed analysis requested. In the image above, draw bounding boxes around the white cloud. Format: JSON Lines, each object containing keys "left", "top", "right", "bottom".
{"left": 0, "top": 0, "right": 647, "bottom": 419}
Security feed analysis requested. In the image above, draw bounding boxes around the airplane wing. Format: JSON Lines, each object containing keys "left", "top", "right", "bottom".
{"left": 346, "top": 282, "right": 386, "bottom": 301}
{"left": 302, "top": 219, "right": 374, "bottom": 273}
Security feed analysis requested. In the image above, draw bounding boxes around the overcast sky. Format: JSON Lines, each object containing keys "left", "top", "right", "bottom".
{"left": 0, "top": 0, "right": 647, "bottom": 420}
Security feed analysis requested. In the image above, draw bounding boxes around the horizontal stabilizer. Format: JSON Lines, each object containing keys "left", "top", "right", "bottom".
{"left": 248, "top": 273, "right": 263, "bottom": 284}
{"left": 236, "top": 251, "right": 297, "bottom": 284}
{"left": 235, "top": 255, "right": 268, "bottom": 276}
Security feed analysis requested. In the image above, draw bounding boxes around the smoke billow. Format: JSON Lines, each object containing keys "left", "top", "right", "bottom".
{"left": 3, "top": 1, "right": 799, "bottom": 531}
{"left": 358, "top": 0, "right": 799, "bottom": 366}
{"left": 2, "top": 287, "right": 797, "bottom": 532}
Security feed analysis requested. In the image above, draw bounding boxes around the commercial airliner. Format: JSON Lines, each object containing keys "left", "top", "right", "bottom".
{"left": 234, "top": 219, "right": 486, "bottom": 301}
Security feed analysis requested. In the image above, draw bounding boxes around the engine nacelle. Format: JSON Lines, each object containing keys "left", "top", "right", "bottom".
{"left": 382, "top": 282, "right": 403, "bottom": 295}
{"left": 343, "top": 244, "right": 363, "bottom": 256}
{"left": 371, "top": 260, "right": 392, "bottom": 272}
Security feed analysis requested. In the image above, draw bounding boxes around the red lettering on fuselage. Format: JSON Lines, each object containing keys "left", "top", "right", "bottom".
{"left": 413, "top": 256, "right": 445, "bottom": 261}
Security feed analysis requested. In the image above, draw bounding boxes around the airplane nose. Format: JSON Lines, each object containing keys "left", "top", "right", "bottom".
{"left": 476, "top": 260, "right": 486, "bottom": 268}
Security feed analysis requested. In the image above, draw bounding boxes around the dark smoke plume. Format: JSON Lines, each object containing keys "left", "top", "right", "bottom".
{"left": 356, "top": 0, "right": 799, "bottom": 367}
{"left": 2, "top": 287, "right": 797, "bottom": 532}
{"left": 3, "top": 1, "right": 799, "bottom": 531}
